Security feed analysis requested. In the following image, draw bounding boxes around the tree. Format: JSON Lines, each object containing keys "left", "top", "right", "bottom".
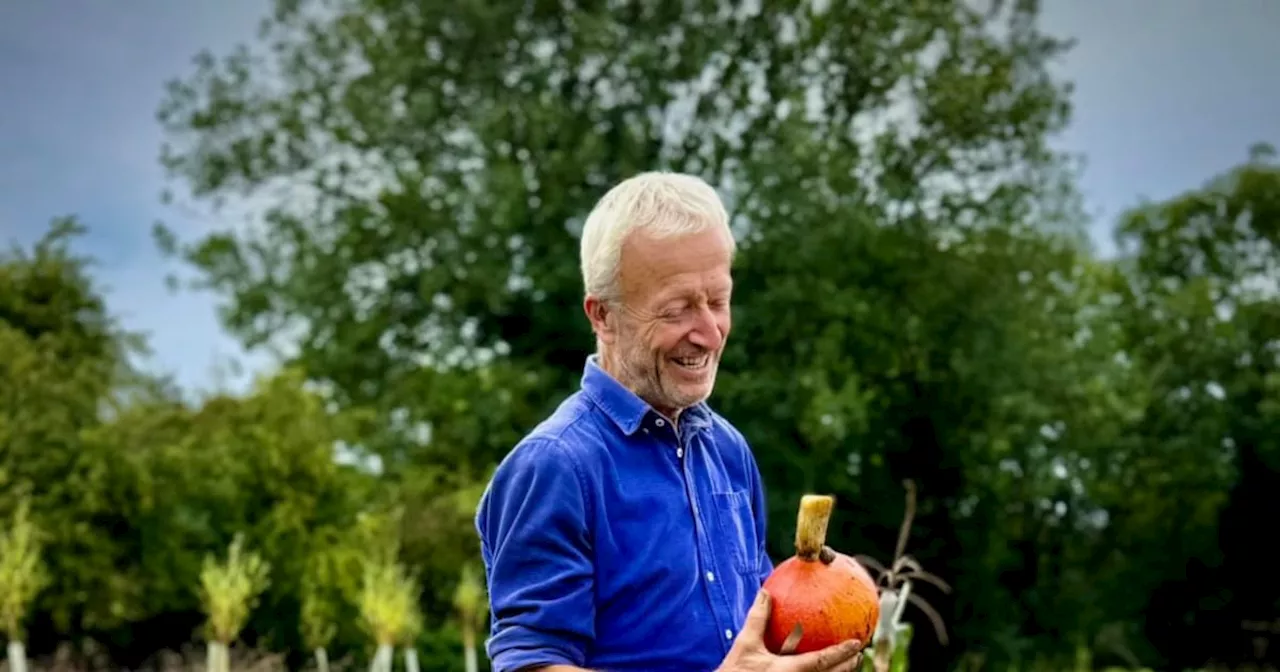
{"left": 0, "top": 497, "right": 49, "bottom": 672}
{"left": 0, "top": 218, "right": 157, "bottom": 644}
{"left": 199, "top": 534, "right": 271, "bottom": 672}
{"left": 452, "top": 563, "right": 486, "bottom": 672}
{"left": 354, "top": 512, "right": 421, "bottom": 672}
{"left": 1110, "top": 143, "right": 1280, "bottom": 669}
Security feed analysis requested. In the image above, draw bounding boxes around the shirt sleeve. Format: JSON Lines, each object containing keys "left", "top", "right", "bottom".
{"left": 475, "top": 437, "right": 596, "bottom": 672}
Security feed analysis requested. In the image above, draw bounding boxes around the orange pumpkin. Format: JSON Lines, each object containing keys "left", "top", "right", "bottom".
{"left": 761, "top": 494, "right": 880, "bottom": 655}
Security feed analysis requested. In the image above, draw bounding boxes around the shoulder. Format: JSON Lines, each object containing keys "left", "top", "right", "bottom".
{"left": 699, "top": 404, "right": 764, "bottom": 479}
{"left": 476, "top": 392, "right": 606, "bottom": 531}
{"left": 709, "top": 408, "right": 751, "bottom": 447}
{"left": 702, "top": 405, "right": 755, "bottom": 459}
{"left": 503, "top": 390, "right": 613, "bottom": 473}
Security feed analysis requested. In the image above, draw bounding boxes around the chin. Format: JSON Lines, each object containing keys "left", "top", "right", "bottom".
{"left": 675, "top": 381, "right": 715, "bottom": 405}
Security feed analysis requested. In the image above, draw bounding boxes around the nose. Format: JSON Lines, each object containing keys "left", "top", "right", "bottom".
{"left": 686, "top": 304, "right": 720, "bottom": 348}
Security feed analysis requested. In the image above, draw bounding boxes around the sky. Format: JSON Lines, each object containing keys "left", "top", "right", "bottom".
{"left": 1, "top": 1, "right": 1277, "bottom": 396}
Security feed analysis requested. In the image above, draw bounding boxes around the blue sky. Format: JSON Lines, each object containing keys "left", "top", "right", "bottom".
{"left": 1, "top": 1, "right": 1277, "bottom": 396}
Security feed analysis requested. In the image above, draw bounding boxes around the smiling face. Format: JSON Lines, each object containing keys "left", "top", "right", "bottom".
{"left": 586, "top": 224, "right": 735, "bottom": 419}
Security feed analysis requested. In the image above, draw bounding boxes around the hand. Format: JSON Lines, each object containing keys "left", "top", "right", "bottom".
{"left": 716, "top": 589, "right": 865, "bottom": 672}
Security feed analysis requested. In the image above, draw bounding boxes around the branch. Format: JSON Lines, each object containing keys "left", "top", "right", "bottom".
{"left": 855, "top": 553, "right": 889, "bottom": 580}
{"left": 894, "top": 479, "right": 917, "bottom": 563}
{"left": 907, "top": 592, "right": 950, "bottom": 646}
{"left": 895, "top": 557, "right": 952, "bottom": 593}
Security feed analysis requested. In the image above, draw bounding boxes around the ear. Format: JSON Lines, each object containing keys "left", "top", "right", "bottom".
{"left": 583, "top": 294, "right": 618, "bottom": 345}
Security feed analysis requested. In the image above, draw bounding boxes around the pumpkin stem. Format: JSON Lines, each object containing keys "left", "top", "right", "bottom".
{"left": 794, "top": 494, "right": 835, "bottom": 561}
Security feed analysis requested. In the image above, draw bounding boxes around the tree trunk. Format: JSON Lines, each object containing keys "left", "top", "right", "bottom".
{"left": 462, "top": 624, "right": 478, "bottom": 672}
{"left": 404, "top": 647, "right": 420, "bottom": 672}
{"left": 315, "top": 647, "right": 330, "bottom": 672}
{"left": 205, "top": 640, "right": 229, "bottom": 672}
{"left": 370, "top": 643, "right": 393, "bottom": 672}
{"left": 7, "top": 640, "right": 27, "bottom": 672}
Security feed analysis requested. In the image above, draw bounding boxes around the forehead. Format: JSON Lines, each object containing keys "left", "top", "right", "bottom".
{"left": 618, "top": 226, "right": 734, "bottom": 299}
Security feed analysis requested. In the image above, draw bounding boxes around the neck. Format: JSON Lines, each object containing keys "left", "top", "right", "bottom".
{"left": 597, "top": 349, "right": 682, "bottom": 423}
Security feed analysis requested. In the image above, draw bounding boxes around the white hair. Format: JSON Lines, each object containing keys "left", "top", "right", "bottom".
{"left": 579, "top": 171, "right": 733, "bottom": 301}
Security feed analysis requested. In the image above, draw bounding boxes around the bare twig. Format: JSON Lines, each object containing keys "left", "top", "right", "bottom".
{"left": 893, "top": 480, "right": 916, "bottom": 564}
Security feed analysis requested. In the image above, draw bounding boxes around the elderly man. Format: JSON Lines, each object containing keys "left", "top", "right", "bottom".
{"left": 474, "top": 172, "right": 865, "bottom": 671}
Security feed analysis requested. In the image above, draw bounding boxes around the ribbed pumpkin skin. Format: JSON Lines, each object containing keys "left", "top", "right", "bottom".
{"left": 761, "top": 552, "right": 880, "bottom": 655}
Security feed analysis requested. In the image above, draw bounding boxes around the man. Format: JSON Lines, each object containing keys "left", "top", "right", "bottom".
{"left": 474, "top": 172, "right": 865, "bottom": 671}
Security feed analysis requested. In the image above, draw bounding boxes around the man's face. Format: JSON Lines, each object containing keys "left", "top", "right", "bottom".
{"left": 591, "top": 225, "right": 734, "bottom": 418}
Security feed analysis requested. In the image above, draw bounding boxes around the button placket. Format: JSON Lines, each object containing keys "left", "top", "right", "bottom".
{"left": 680, "top": 427, "right": 740, "bottom": 656}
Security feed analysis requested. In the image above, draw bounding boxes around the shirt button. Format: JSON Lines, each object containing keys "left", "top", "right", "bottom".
{"left": 705, "top": 571, "right": 715, "bottom": 582}
{"left": 676, "top": 448, "right": 683, "bottom": 458}
{"left": 725, "top": 629, "right": 733, "bottom": 640}
{"left": 655, "top": 418, "right": 665, "bottom": 426}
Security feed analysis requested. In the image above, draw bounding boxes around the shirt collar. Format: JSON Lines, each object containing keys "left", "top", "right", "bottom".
{"left": 580, "top": 355, "right": 713, "bottom": 436}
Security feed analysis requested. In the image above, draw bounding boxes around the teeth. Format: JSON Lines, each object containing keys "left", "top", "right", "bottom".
{"left": 674, "top": 355, "right": 708, "bottom": 368}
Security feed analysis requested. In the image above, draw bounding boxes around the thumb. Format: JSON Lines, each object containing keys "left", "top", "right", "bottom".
{"left": 739, "top": 589, "right": 772, "bottom": 639}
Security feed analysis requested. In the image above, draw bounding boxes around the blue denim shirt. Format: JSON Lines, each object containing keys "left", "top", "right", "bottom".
{"left": 475, "top": 356, "right": 774, "bottom": 671}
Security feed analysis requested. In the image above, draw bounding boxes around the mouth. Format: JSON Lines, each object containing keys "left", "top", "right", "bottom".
{"left": 670, "top": 353, "right": 712, "bottom": 372}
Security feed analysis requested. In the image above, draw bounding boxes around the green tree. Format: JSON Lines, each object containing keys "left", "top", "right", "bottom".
{"left": 0, "top": 218, "right": 156, "bottom": 643}
{"left": 0, "top": 497, "right": 49, "bottom": 672}
{"left": 1109, "top": 143, "right": 1280, "bottom": 669}
{"left": 199, "top": 534, "right": 271, "bottom": 672}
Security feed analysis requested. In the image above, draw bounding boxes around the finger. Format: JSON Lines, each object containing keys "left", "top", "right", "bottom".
{"left": 788, "top": 639, "right": 862, "bottom": 672}
{"left": 738, "top": 589, "right": 772, "bottom": 639}
{"left": 839, "top": 652, "right": 863, "bottom": 672}
{"left": 779, "top": 623, "right": 803, "bottom": 655}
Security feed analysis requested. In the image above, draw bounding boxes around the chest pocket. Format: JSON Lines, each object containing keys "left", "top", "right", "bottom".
{"left": 712, "top": 489, "right": 760, "bottom": 576}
